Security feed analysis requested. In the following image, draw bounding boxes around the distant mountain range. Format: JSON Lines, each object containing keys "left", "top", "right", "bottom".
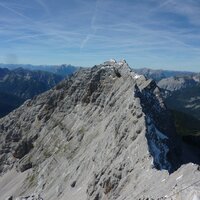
{"left": 136, "top": 68, "right": 200, "bottom": 138}
{"left": 0, "top": 63, "right": 79, "bottom": 77}
{"left": 0, "top": 64, "right": 78, "bottom": 117}
{"left": 0, "top": 67, "right": 64, "bottom": 117}
{"left": 135, "top": 68, "right": 200, "bottom": 119}
{"left": 134, "top": 67, "right": 196, "bottom": 82}
{"left": 156, "top": 74, "right": 200, "bottom": 120}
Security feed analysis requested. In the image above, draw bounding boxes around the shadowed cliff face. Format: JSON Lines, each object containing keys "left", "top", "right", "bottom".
{"left": 0, "top": 60, "right": 199, "bottom": 200}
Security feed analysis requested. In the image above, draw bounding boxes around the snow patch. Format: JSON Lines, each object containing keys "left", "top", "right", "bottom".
{"left": 133, "top": 74, "right": 141, "bottom": 79}
{"left": 147, "top": 120, "right": 170, "bottom": 170}
{"left": 156, "top": 128, "right": 168, "bottom": 140}
{"left": 118, "top": 61, "right": 124, "bottom": 66}
{"left": 101, "top": 65, "right": 113, "bottom": 69}
{"left": 148, "top": 123, "right": 168, "bottom": 140}
{"left": 130, "top": 72, "right": 141, "bottom": 79}
{"left": 149, "top": 139, "right": 165, "bottom": 168}
{"left": 109, "top": 59, "right": 116, "bottom": 63}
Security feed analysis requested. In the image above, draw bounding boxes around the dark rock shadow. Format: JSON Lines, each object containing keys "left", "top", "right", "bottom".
{"left": 134, "top": 81, "right": 200, "bottom": 174}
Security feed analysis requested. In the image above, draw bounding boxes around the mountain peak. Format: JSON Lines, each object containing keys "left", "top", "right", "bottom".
{"left": 0, "top": 61, "right": 198, "bottom": 200}
{"left": 99, "top": 59, "right": 143, "bottom": 81}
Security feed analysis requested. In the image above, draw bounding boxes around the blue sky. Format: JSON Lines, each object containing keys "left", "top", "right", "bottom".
{"left": 0, "top": 0, "right": 200, "bottom": 71}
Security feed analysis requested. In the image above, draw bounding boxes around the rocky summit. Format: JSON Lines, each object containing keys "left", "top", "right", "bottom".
{"left": 0, "top": 60, "right": 199, "bottom": 200}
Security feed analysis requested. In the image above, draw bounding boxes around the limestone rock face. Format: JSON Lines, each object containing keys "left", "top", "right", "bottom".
{"left": 0, "top": 60, "right": 199, "bottom": 200}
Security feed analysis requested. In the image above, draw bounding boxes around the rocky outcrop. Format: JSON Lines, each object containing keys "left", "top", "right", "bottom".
{"left": 0, "top": 60, "right": 199, "bottom": 200}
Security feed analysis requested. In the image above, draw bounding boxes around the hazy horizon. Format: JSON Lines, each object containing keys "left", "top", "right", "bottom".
{"left": 1, "top": 61, "right": 199, "bottom": 73}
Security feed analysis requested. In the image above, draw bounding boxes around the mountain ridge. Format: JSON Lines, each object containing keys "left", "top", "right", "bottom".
{"left": 0, "top": 60, "right": 199, "bottom": 200}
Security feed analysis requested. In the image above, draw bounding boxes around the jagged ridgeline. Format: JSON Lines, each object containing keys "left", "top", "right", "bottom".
{"left": 0, "top": 60, "right": 199, "bottom": 200}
